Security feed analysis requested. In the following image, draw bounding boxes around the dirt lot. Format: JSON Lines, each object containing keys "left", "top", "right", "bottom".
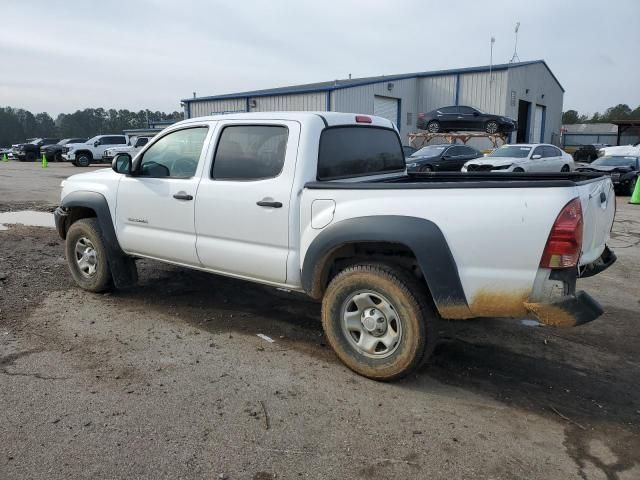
{"left": 1, "top": 162, "right": 639, "bottom": 479}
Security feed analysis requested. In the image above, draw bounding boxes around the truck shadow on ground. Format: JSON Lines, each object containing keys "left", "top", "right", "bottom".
{"left": 126, "top": 261, "right": 640, "bottom": 431}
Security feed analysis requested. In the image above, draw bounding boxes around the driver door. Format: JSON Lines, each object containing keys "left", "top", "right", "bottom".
{"left": 115, "top": 125, "right": 211, "bottom": 265}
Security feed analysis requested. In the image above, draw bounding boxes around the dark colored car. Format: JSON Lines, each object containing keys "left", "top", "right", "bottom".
{"left": 14, "top": 138, "right": 60, "bottom": 161}
{"left": 41, "top": 138, "right": 88, "bottom": 162}
{"left": 406, "top": 143, "right": 482, "bottom": 172}
{"left": 576, "top": 155, "right": 639, "bottom": 195}
{"left": 402, "top": 145, "right": 417, "bottom": 158}
{"left": 573, "top": 144, "right": 609, "bottom": 163}
{"left": 417, "top": 106, "right": 517, "bottom": 134}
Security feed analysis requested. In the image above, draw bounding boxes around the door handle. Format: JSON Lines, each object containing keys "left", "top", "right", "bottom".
{"left": 173, "top": 193, "right": 193, "bottom": 201}
{"left": 256, "top": 200, "right": 282, "bottom": 208}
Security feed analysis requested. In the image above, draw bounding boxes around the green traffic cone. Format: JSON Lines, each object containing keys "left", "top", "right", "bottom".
{"left": 41, "top": 153, "right": 48, "bottom": 168}
{"left": 2, "top": 153, "right": 8, "bottom": 162}
{"left": 630, "top": 174, "right": 640, "bottom": 205}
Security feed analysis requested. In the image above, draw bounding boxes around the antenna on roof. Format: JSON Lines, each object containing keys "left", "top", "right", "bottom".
{"left": 193, "top": 91, "right": 196, "bottom": 99}
{"left": 348, "top": 73, "right": 352, "bottom": 79}
{"left": 509, "top": 22, "right": 521, "bottom": 63}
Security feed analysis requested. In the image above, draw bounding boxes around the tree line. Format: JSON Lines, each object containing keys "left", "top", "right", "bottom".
{"left": 562, "top": 103, "right": 640, "bottom": 125}
{"left": 0, "top": 107, "right": 183, "bottom": 146}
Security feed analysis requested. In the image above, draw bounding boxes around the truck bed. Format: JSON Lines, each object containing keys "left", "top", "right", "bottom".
{"left": 305, "top": 171, "right": 609, "bottom": 190}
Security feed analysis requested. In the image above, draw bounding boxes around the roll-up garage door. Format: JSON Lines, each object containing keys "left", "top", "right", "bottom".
{"left": 373, "top": 96, "right": 399, "bottom": 127}
{"left": 532, "top": 105, "right": 544, "bottom": 143}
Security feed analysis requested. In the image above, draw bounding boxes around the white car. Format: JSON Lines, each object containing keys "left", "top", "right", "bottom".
{"left": 599, "top": 143, "right": 640, "bottom": 158}
{"left": 462, "top": 144, "right": 574, "bottom": 172}
{"left": 54, "top": 112, "right": 616, "bottom": 381}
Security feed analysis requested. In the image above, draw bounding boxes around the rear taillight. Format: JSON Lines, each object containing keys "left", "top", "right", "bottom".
{"left": 540, "top": 197, "right": 583, "bottom": 268}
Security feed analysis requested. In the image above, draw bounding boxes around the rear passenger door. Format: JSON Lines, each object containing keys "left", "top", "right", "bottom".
{"left": 195, "top": 121, "right": 300, "bottom": 284}
{"left": 544, "top": 145, "right": 564, "bottom": 171}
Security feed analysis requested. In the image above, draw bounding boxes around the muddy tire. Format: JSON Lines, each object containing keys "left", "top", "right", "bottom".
{"left": 321, "top": 264, "right": 437, "bottom": 381}
{"left": 65, "top": 218, "right": 112, "bottom": 292}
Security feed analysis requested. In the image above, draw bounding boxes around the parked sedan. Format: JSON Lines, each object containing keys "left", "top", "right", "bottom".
{"left": 417, "top": 105, "right": 517, "bottom": 134}
{"left": 406, "top": 144, "right": 482, "bottom": 172}
{"left": 462, "top": 144, "right": 574, "bottom": 173}
{"left": 573, "top": 144, "right": 609, "bottom": 163}
{"left": 576, "top": 155, "right": 639, "bottom": 195}
{"left": 402, "top": 145, "right": 417, "bottom": 158}
{"left": 41, "top": 138, "right": 88, "bottom": 162}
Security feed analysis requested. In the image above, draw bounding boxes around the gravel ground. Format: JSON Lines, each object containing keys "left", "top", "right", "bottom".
{"left": 1, "top": 162, "right": 639, "bottom": 479}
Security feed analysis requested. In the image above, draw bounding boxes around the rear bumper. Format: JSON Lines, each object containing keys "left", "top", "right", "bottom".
{"left": 525, "top": 291, "right": 603, "bottom": 327}
{"left": 525, "top": 246, "right": 615, "bottom": 327}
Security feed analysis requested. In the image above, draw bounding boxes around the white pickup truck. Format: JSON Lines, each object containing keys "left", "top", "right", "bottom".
{"left": 55, "top": 112, "right": 617, "bottom": 380}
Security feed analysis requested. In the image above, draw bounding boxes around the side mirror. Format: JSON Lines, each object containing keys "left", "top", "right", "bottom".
{"left": 94, "top": 140, "right": 100, "bottom": 147}
{"left": 532, "top": 154, "right": 542, "bottom": 160}
{"left": 112, "top": 153, "right": 132, "bottom": 174}
{"left": 473, "top": 112, "right": 479, "bottom": 116}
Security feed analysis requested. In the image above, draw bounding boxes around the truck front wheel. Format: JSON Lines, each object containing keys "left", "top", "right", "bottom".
{"left": 321, "top": 264, "right": 437, "bottom": 381}
{"left": 65, "top": 218, "right": 112, "bottom": 292}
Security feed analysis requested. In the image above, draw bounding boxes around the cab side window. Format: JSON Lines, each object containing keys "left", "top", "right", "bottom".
{"left": 138, "top": 127, "right": 208, "bottom": 178}
{"left": 212, "top": 125, "right": 288, "bottom": 180}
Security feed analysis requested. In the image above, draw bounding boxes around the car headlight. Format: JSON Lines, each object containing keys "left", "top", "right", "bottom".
{"left": 407, "top": 163, "right": 417, "bottom": 168}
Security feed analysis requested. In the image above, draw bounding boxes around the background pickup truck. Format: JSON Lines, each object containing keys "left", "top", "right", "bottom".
{"left": 54, "top": 112, "right": 616, "bottom": 381}
{"left": 102, "top": 135, "right": 152, "bottom": 164}
{"left": 62, "top": 134, "right": 127, "bottom": 167}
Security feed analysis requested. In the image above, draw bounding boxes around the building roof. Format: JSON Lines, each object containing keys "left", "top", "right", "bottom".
{"left": 562, "top": 123, "right": 617, "bottom": 134}
{"left": 182, "top": 59, "right": 564, "bottom": 103}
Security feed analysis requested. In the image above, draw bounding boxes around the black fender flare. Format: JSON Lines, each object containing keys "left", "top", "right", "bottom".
{"left": 58, "top": 191, "right": 136, "bottom": 288}
{"left": 301, "top": 216, "right": 471, "bottom": 318}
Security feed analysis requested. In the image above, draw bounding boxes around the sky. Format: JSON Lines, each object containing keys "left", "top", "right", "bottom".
{"left": 1, "top": 0, "right": 639, "bottom": 116}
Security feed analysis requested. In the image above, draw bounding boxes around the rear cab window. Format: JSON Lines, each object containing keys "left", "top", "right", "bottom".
{"left": 317, "top": 126, "right": 405, "bottom": 180}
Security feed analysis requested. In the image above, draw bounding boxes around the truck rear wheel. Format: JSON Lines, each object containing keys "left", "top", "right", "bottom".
{"left": 321, "top": 264, "right": 437, "bottom": 381}
{"left": 65, "top": 218, "right": 112, "bottom": 292}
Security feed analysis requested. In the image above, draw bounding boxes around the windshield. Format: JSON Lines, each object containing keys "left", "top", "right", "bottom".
{"left": 410, "top": 145, "right": 447, "bottom": 159}
{"left": 86, "top": 136, "right": 100, "bottom": 144}
{"left": 29, "top": 138, "right": 43, "bottom": 145}
{"left": 592, "top": 156, "right": 638, "bottom": 167}
{"left": 488, "top": 145, "right": 531, "bottom": 158}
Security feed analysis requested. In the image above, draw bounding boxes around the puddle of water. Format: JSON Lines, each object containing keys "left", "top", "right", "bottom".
{"left": 0, "top": 210, "right": 55, "bottom": 230}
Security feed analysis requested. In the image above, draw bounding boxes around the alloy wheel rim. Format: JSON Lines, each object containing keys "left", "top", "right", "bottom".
{"left": 75, "top": 237, "right": 98, "bottom": 277}
{"left": 341, "top": 290, "right": 402, "bottom": 358}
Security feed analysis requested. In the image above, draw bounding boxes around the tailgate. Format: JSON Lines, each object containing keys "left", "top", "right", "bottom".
{"left": 575, "top": 177, "right": 616, "bottom": 266}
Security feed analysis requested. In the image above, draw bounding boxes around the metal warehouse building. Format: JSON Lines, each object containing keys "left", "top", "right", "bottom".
{"left": 182, "top": 59, "right": 564, "bottom": 145}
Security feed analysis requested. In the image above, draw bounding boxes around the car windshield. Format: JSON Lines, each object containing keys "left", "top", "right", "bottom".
{"left": 488, "top": 145, "right": 531, "bottom": 158}
{"left": 86, "top": 136, "right": 101, "bottom": 143}
{"left": 58, "top": 139, "right": 72, "bottom": 145}
{"left": 29, "top": 138, "right": 43, "bottom": 145}
{"left": 410, "top": 145, "right": 447, "bottom": 159}
{"left": 592, "top": 156, "right": 638, "bottom": 167}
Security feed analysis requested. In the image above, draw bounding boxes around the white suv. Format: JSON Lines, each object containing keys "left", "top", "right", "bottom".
{"left": 62, "top": 135, "right": 127, "bottom": 167}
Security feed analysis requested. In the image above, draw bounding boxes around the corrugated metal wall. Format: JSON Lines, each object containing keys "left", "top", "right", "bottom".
{"left": 506, "top": 63, "right": 564, "bottom": 144}
{"left": 184, "top": 63, "right": 564, "bottom": 147}
{"left": 249, "top": 92, "right": 326, "bottom": 112}
{"left": 417, "top": 75, "right": 457, "bottom": 113}
{"left": 190, "top": 98, "right": 246, "bottom": 117}
{"left": 458, "top": 70, "right": 508, "bottom": 115}
{"left": 332, "top": 78, "right": 418, "bottom": 139}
